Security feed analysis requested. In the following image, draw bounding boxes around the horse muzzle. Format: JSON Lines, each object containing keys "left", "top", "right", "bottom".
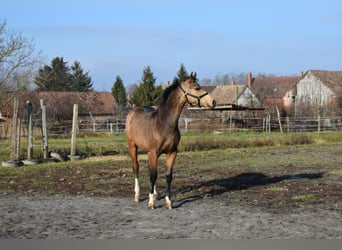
{"left": 199, "top": 95, "right": 216, "bottom": 108}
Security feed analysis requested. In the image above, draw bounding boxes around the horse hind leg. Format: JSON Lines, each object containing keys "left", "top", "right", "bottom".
{"left": 165, "top": 151, "right": 177, "bottom": 209}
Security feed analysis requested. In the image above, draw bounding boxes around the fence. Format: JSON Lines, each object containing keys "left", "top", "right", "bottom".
{"left": 0, "top": 118, "right": 126, "bottom": 140}
{"left": 178, "top": 115, "right": 342, "bottom": 133}
{"left": 1, "top": 115, "right": 342, "bottom": 140}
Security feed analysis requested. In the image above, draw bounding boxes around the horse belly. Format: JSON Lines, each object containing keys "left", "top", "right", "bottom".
{"left": 160, "top": 133, "right": 180, "bottom": 154}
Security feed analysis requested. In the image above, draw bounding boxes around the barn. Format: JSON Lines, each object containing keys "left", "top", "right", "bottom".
{"left": 286, "top": 70, "right": 342, "bottom": 116}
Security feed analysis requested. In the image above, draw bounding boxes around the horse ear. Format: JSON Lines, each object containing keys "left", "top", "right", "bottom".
{"left": 194, "top": 72, "right": 197, "bottom": 79}
{"left": 189, "top": 72, "right": 193, "bottom": 78}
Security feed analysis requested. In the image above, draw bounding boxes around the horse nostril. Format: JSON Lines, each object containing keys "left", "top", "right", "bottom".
{"left": 212, "top": 100, "right": 216, "bottom": 108}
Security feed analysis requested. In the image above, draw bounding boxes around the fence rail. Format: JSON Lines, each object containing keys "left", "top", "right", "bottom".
{"left": 178, "top": 116, "right": 342, "bottom": 133}
{"left": 1, "top": 115, "right": 342, "bottom": 140}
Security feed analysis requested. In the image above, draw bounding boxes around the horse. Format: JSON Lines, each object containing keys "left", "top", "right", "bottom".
{"left": 125, "top": 72, "right": 216, "bottom": 209}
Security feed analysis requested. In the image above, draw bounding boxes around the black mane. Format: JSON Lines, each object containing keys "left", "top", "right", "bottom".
{"left": 158, "top": 82, "right": 179, "bottom": 107}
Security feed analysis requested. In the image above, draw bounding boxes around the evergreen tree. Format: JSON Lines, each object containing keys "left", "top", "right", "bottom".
{"left": 172, "top": 63, "right": 188, "bottom": 85}
{"left": 131, "top": 66, "right": 162, "bottom": 106}
{"left": 70, "top": 61, "right": 93, "bottom": 91}
{"left": 34, "top": 57, "right": 71, "bottom": 91}
{"left": 111, "top": 75, "right": 127, "bottom": 109}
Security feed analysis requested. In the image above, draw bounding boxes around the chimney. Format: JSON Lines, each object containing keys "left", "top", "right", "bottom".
{"left": 231, "top": 80, "right": 235, "bottom": 85}
{"left": 300, "top": 71, "right": 304, "bottom": 78}
{"left": 247, "top": 72, "right": 252, "bottom": 88}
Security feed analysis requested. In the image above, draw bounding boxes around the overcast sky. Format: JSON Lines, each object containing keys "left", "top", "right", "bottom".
{"left": 2, "top": 0, "right": 342, "bottom": 91}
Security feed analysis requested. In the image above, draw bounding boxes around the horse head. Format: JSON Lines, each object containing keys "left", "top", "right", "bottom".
{"left": 179, "top": 72, "right": 216, "bottom": 108}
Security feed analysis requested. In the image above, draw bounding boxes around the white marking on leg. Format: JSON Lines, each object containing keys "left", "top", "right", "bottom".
{"left": 165, "top": 196, "right": 172, "bottom": 209}
{"left": 153, "top": 185, "right": 158, "bottom": 199}
{"left": 148, "top": 193, "right": 155, "bottom": 209}
{"left": 134, "top": 178, "right": 140, "bottom": 202}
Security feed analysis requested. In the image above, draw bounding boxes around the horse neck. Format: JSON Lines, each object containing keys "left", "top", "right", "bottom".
{"left": 158, "top": 89, "right": 185, "bottom": 127}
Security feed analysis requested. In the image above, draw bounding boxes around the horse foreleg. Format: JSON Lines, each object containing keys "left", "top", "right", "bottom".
{"left": 165, "top": 151, "right": 177, "bottom": 209}
{"left": 148, "top": 152, "right": 158, "bottom": 209}
{"left": 128, "top": 143, "right": 140, "bottom": 202}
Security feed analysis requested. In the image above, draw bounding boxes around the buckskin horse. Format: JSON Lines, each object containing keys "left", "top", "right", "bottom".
{"left": 125, "top": 72, "right": 216, "bottom": 209}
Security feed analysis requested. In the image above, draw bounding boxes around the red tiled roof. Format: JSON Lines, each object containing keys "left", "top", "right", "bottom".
{"left": 0, "top": 91, "right": 117, "bottom": 118}
{"left": 251, "top": 76, "right": 300, "bottom": 101}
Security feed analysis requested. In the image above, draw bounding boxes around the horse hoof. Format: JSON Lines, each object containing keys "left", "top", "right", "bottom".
{"left": 165, "top": 196, "right": 172, "bottom": 209}
{"left": 148, "top": 204, "right": 155, "bottom": 210}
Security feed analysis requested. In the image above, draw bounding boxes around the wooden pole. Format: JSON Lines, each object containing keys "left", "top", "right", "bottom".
{"left": 276, "top": 106, "right": 283, "bottom": 133}
{"left": 16, "top": 118, "right": 21, "bottom": 161}
{"left": 40, "top": 99, "right": 49, "bottom": 159}
{"left": 10, "top": 98, "right": 19, "bottom": 162}
{"left": 268, "top": 114, "right": 271, "bottom": 132}
{"left": 70, "top": 104, "right": 78, "bottom": 157}
{"left": 318, "top": 115, "right": 321, "bottom": 132}
{"left": 27, "top": 101, "right": 33, "bottom": 160}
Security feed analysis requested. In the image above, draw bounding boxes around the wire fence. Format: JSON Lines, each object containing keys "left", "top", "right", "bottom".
{"left": 179, "top": 115, "right": 342, "bottom": 133}
{"left": 1, "top": 115, "right": 342, "bottom": 140}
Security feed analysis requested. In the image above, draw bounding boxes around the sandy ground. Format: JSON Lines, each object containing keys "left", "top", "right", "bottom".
{"left": 0, "top": 194, "right": 341, "bottom": 239}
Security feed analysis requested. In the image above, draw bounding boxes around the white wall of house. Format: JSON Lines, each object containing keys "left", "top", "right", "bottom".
{"left": 295, "top": 71, "right": 334, "bottom": 106}
{"left": 237, "top": 87, "right": 261, "bottom": 107}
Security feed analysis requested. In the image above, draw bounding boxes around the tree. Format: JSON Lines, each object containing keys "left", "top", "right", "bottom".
{"left": 0, "top": 20, "right": 43, "bottom": 108}
{"left": 34, "top": 57, "right": 93, "bottom": 91}
{"left": 172, "top": 63, "right": 188, "bottom": 85}
{"left": 131, "top": 66, "right": 163, "bottom": 106}
{"left": 70, "top": 61, "right": 93, "bottom": 91}
{"left": 111, "top": 75, "right": 127, "bottom": 118}
{"left": 34, "top": 57, "right": 71, "bottom": 91}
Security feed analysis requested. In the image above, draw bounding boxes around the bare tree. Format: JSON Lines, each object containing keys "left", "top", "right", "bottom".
{"left": 0, "top": 20, "right": 43, "bottom": 110}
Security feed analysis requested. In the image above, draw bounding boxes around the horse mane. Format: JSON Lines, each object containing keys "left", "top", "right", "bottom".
{"left": 158, "top": 74, "right": 197, "bottom": 107}
{"left": 158, "top": 82, "right": 179, "bottom": 107}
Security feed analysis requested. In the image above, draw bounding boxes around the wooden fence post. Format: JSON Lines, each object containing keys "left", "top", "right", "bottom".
{"left": 10, "top": 97, "right": 19, "bottom": 162}
{"left": 70, "top": 104, "right": 78, "bottom": 157}
{"left": 27, "top": 101, "right": 33, "bottom": 160}
{"left": 16, "top": 118, "right": 21, "bottom": 161}
{"left": 276, "top": 106, "right": 283, "bottom": 133}
{"left": 40, "top": 99, "right": 49, "bottom": 159}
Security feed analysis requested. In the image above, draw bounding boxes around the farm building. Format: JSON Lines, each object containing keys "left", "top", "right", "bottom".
{"left": 209, "top": 84, "right": 260, "bottom": 108}
{"left": 285, "top": 70, "right": 342, "bottom": 116}
{"left": 0, "top": 91, "right": 117, "bottom": 120}
{"left": 182, "top": 83, "right": 263, "bottom": 131}
{"left": 0, "top": 91, "right": 118, "bottom": 136}
{"left": 248, "top": 72, "right": 302, "bottom": 116}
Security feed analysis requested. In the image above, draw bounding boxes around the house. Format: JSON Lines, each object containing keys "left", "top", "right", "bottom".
{"left": 0, "top": 91, "right": 117, "bottom": 120}
{"left": 208, "top": 83, "right": 261, "bottom": 108}
{"left": 181, "top": 83, "right": 262, "bottom": 131}
{"left": 285, "top": 70, "right": 342, "bottom": 116}
{"left": 0, "top": 91, "right": 118, "bottom": 136}
{"left": 248, "top": 72, "right": 301, "bottom": 115}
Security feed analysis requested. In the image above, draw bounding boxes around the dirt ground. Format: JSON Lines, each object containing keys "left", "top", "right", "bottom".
{"left": 0, "top": 193, "right": 341, "bottom": 239}
{"left": 1, "top": 144, "right": 342, "bottom": 239}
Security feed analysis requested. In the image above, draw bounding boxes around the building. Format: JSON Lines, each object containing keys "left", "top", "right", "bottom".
{"left": 285, "top": 70, "right": 342, "bottom": 116}
{"left": 248, "top": 72, "right": 302, "bottom": 115}
{"left": 0, "top": 91, "right": 118, "bottom": 136}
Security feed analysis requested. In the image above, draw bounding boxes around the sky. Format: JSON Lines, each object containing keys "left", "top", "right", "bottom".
{"left": 1, "top": 0, "right": 342, "bottom": 91}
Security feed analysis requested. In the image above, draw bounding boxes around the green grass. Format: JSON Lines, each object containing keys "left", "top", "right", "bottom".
{"left": 292, "top": 194, "right": 318, "bottom": 202}
{"left": 0, "top": 131, "right": 342, "bottom": 164}
{"left": 0, "top": 133, "right": 341, "bottom": 210}
{"left": 2, "top": 131, "right": 342, "bottom": 163}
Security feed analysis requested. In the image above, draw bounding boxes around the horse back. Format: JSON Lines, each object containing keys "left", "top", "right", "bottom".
{"left": 125, "top": 106, "right": 179, "bottom": 153}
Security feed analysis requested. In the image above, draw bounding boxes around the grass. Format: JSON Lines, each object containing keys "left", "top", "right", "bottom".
{"left": 2, "top": 131, "right": 342, "bottom": 162}
{"left": 292, "top": 194, "right": 318, "bottom": 202}
{"left": 0, "top": 131, "right": 342, "bottom": 211}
